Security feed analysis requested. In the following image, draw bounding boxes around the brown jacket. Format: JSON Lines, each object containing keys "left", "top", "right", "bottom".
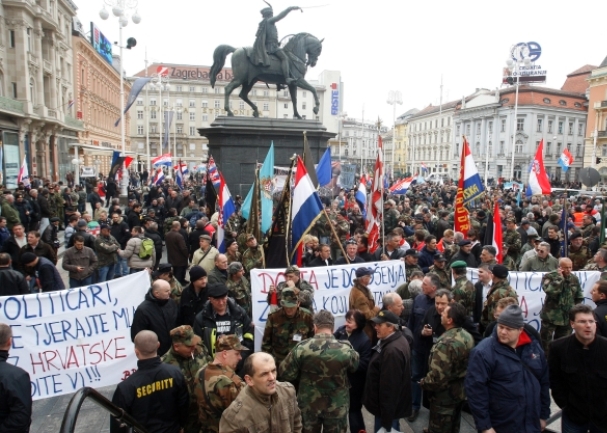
{"left": 349, "top": 279, "right": 380, "bottom": 342}
{"left": 165, "top": 229, "right": 189, "bottom": 267}
{"left": 219, "top": 382, "right": 302, "bottom": 433}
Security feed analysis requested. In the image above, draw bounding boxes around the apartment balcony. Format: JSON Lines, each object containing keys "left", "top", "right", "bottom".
{"left": 594, "top": 101, "right": 607, "bottom": 111}
{"left": 64, "top": 115, "right": 84, "bottom": 130}
{"left": 0, "top": 96, "right": 24, "bottom": 114}
{"left": 598, "top": 130, "right": 607, "bottom": 138}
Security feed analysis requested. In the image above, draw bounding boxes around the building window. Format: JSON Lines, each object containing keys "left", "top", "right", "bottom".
{"left": 303, "top": 91, "right": 307, "bottom": 98}
{"left": 499, "top": 141, "right": 504, "bottom": 154}
{"left": 176, "top": 86, "right": 182, "bottom": 92}
{"left": 189, "top": 111, "right": 195, "bottom": 121}
{"left": 537, "top": 118, "right": 543, "bottom": 132}
{"left": 239, "top": 101, "right": 245, "bottom": 110}
{"left": 543, "top": 98, "right": 551, "bottom": 104}
{"left": 202, "top": 115, "right": 208, "bottom": 122}
{"left": 189, "top": 126, "right": 196, "bottom": 136}
{"left": 150, "top": 124, "right": 157, "bottom": 133}
{"left": 176, "top": 111, "right": 183, "bottom": 120}
{"left": 137, "top": 110, "right": 143, "bottom": 119}
{"left": 559, "top": 100, "right": 567, "bottom": 106}
{"left": 177, "top": 125, "right": 183, "bottom": 134}
{"left": 214, "top": 100, "right": 220, "bottom": 109}
{"left": 189, "top": 100, "right": 196, "bottom": 107}
{"left": 263, "top": 103, "right": 269, "bottom": 111}
{"left": 202, "top": 100, "right": 208, "bottom": 108}
{"left": 150, "top": 98, "right": 156, "bottom": 106}
{"left": 501, "top": 119, "right": 506, "bottom": 132}
{"left": 263, "top": 90, "right": 269, "bottom": 97}
{"left": 516, "top": 118, "right": 524, "bottom": 131}
{"left": 214, "top": 87, "right": 220, "bottom": 94}
{"left": 546, "top": 142, "right": 552, "bottom": 156}
{"left": 189, "top": 86, "right": 195, "bottom": 92}
{"left": 27, "top": 28, "right": 31, "bottom": 52}
{"left": 150, "top": 110, "right": 157, "bottom": 120}
{"left": 456, "top": 125, "right": 460, "bottom": 136}
{"left": 579, "top": 124, "right": 585, "bottom": 135}
{"left": 176, "top": 99, "right": 183, "bottom": 108}
{"left": 9, "top": 30, "right": 15, "bottom": 48}
{"left": 163, "top": 99, "right": 168, "bottom": 107}
{"left": 136, "top": 98, "right": 143, "bottom": 105}
{"left": 302, "top": 103, "right": 306, "bottom": 110}
{"left": 465, "top": 124, "right": 470, "bottom": 135}
{"left": 476, "top": 123, "right": 481, "bottom": 134}
{"left": 29, "top": 79, "right": 34, "bottom": 102}
{"left": 576, "top": 144, "right": 582, "bottom": 157}
{"left": 137, "top": 125, "right": 144, "bottom": 135}
{"left": 202, "top": 87, "right": 208, "bottom": 93}
{"left": 284, "top": 103, "right": 288, "bottom": 109}
{"left": 488, "top": 121, "right": 493, "bottom": 133}
{"left": 569, "top": 122, "right": 573, "bottom": 135}
{"left": 558, "top": 121, "right": 563, "bottom": 134}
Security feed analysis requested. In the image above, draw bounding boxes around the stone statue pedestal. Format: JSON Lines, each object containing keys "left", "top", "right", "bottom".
{"left": 198, "top": 116, "right": 336, "bottom": 196}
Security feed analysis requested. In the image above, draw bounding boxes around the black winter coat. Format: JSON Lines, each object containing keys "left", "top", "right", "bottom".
{"left": 131, "top": 290, "right": 179, "bottom": 356}
{"left": 595, "top": 299, "right": 607, "bottom": 337}
{"left": 0, "top": 267, "right": 29, "bottom": 296}
{"left": 127, "top": 210, "right": 142, "bottom": 229}
{"left": 0, "top": 351, "right": 32, "bottom": 432}
{"left": 363, "top": 331, "right": 412, "bottom": 429}
{"left": 177, "top": 284, "right": 209, "bottom": 327}
{"left": 334, "top": 326, "right": 372, "bottom": 404}
{"left": 1, "top": 236, "right": 25, "bottom": 265}
{"left": 110, "top": 220, "right": 131, "bottom": 248}
{"left": 548, "top": 334, "right": 607, "bottom": 432}
{"left": 38, "top": 194, "right": 53, "bottom": 218}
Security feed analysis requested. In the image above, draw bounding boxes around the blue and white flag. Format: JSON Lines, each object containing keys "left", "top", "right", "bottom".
{"left": 316, "top": 147, "right": 332, "bottom": 187}
{"left": 114, "top": 77, "right": 152, "bottom": 126}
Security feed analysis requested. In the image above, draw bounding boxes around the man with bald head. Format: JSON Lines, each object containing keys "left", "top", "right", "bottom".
{"left": 131, "top": 280, "right": 179, "bottom": 355}
{"left": 207, "top": 253, "right": 229, "bottom": 286}
{"left": 540, "top": 257, "right": 584, "bottom": 353}
{"left": 110, "top": 330, "right": 189, "bottom": 433}
{"left": 220, "top": 352, "right": 302, "bottom": 432}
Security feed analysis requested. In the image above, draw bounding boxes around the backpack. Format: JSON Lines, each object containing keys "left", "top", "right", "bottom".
{"left": 138, "top": 237, "right": 154, "bottom": 259}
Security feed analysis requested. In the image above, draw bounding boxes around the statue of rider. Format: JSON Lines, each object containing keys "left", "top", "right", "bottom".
{"left": 251, "top": 3, "right": 301, "bottom": 85}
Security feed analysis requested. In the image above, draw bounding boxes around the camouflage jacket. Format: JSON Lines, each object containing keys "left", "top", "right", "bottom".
{"left": 421, "top": 327, "right": 474, "bottom": 404}
{"left": 405, "top": 264, "right": 422, "bottom": 282}
{"left": 428, "top": 265, "right": 452, "bottom": 290}
{"left": 540, "top": 271, "right": 584, "bottom": 326}
{"left": 269, "top": 280, "right": 315, "bottom": 312}
{"left": 581, "top": 223, "right": 595, "bottom": 238}
{"left": 169, "top": 277, "right": 184, "bottom": 304}
{"left": 568, "top": 246, "right": 590, "bottom": 271}
{"left": 480, "top": 279, "right": 518, "bottom": 328}
{"left": 582, "top": 262, "right": 607, "bottom": 281}
{"left": 504, "top": 228, "right": 522, "bottom": 255}
{"left": 262, "top": 307, "right": 315, "bottom": 364}
{"left": 384, "top": 208, "right": 400, "bottom": 233}
{"left": 226, "top": 250, "right": 242, "bottom": 265}
{"left": 242, "top": 246, "right": 264, "bottom": 276}
{"left": 503, "top": 254, "right": 518, "bottom": 272}
{"left": 194, "top": 362, "right": 245, "bottom": 433}
{"left": 226, "top": 276, "right": 252, "bottom": 318}
{"left": 326, "top": 213, "right": 350, "bottom": 248}
{"left": 164, "top": 216, "right": 179, "bottom": 234}
{"left": 279, "top": 333, "right": 359, "bottom": 414}
{"left": 452, "top": 276, "right": 476, "bottom": 318}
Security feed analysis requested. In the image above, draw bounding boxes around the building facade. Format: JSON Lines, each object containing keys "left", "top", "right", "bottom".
{"left": 584, "top": 57, "right": 607, "bottom": 180}
{"left": 393, "top": 108, "right": 418, "bottom": 177}
{"left": 0, "top": 0, "right": 83, "bottom": 186}
{"left": 71, "top": 18, "right": 131, "bottom": 178}
{"left": 454, "top": 86, "right": 587, "bottom": 184}
{"left": 130, "top": 64, "right": 338, "bottom": 169}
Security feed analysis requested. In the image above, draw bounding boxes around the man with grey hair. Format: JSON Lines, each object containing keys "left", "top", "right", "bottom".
{"left": 520, "top": 241, "right": 558, "bottom": 272}
{"left": 226, "top": 261, "right": 252, "bottom": 318}
{"left": 480, "top": 245, "right": 498, "bottom": 266}
{"left": 110, "top": 330, "right": 189, "bottom": 433}
{"left": 382, "top": 292, "right": 414, "bottom": 345}
{"left": 0, "top": 323, "right": 32, "bottom": 431}
{"left": 280, "top": 310, "right": 359, "bottom": 433}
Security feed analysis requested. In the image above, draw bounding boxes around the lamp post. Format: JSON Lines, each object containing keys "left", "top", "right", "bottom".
{"left": 148, "top": 73, "right": 170, "bottom": 174}
{"left": 100, "top": 0, "right": 141, "bottom": 202}
{"left": 337, "top": 112, "right": 347, "bottom": 162}
{"left": 387, "top": 90, "right": 403, "bottom": 180}
{"left": 506, "top": 53, "right": 531, "bottom": 181}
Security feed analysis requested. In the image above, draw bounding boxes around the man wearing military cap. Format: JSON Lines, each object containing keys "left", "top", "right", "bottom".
{"left": 194, "top": 334, "right": 247, "bottom": 433}
{"left": 480, "top": 265, "right": 518, "bottom": 330}
{"left": 428, "top": 253, "right": 451, "bottom": 290}
{"left": 263, "top": 287, "right": 314, "bottom": 365}
{"left": 242, "top": 233, "right": 264, "bottom": 278}
{"left": 153, "top": 263, "right": 184, "bottom": 304}
{"left": 268, "top": 265, "right": 315, "bottom": 312}
{"left": 568, "top": 231, "right": 590, "bottom": 271}
{"left": 404, "top": 249, "right": 422, "bottom": 282}
{"left": 450, "top": 239, "right": 478, "bottom": 268}
{"left": 451, "top": 261, "right": 476, "bottom": 320}
{"left": 226, "top": 261, "right": 252, "bottom": 318}
{"left": 161, "top": 325, "right": 212, "bottom": 433}
{"left": 504, "top": 217, "right": 522, "bottom": 263}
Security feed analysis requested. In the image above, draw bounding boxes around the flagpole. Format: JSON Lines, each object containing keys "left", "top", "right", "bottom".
{"left": 144, "top": 49, "right": 151, "bottom": 171}
{"left": 378, "top": 117, "right": 386, "bottom": 253}
{"left": 283, "top": 157, "right": 296, "bottom": 267}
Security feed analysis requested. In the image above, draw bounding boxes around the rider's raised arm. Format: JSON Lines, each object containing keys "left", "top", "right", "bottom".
{"left": 269, "top": 6, "right": 300, "bottom": 23}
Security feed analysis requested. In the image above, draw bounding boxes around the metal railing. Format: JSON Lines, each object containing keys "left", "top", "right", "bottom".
{"left": 59, "top": 387, "right": 149, "bottom": 433}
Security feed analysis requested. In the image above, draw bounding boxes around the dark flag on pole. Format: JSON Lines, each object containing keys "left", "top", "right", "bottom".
{"left": 560, "top": 204, "right": 569, "bottom": 257}
{"left": 265, "top": 161, "right": 294, "bottom": 268}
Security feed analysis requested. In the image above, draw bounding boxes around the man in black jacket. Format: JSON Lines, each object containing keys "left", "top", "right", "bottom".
{"left": 144, "top": 220, "right": 163, "bottom": 271}
{"left": 110, "top": 330, "right": 189, "bottom": 433}
{"left": 126, "top": 204, "right": 142, "bottom": 229}
{"left": 178, "top": 266, "right": 209, "bottom": 327}
{"left": 549, "top": 304, "right": 607, "bottom": 433}
{"left": 591, "top": 280, "right": 607, "bottom": 337}
{"left": 308, "top": 244, "right": 333, "bottom": 267}
{"left": 131, "top": 280, "right": 179, "bottom": 356}
{"left": 0, "top": 253, "right": 29, "bottom": 295}
{"left": 111, "top": 212, "right": 131, "bottom": 277}
{"left": 0, "top": 323, "right": 32, "bottom": 432}
{"left": 21, "top": 252, "right": 65, "bottom": 292}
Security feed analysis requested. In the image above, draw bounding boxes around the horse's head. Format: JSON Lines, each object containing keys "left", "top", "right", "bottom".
{"left": 304, "top": 35, "right": 323, "bottom": 67}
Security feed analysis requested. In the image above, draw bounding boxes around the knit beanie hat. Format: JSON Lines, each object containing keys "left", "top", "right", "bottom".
{"left": 497, "top": 305, "right": 524, "bottom": 329}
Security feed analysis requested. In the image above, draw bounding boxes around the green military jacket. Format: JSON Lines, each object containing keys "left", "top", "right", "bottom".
{"left": 568, "top": 246, "right": 590, "bottom": 271}
{"left": 480, "top": 279, "right": 518, "bottom": 328}
{"left": 226, "top": 276, "right": 252, "bottom": 318}
{"left": 269, "top": 280, "right": 315, "bottom": 312}
{"left": 242, "top": 246, "right": 264, "bottom": 276}
{"left": 540, "top": 271, "right": 584, "bottom": 326}
{"left": 452, "top": 276, "right": 476, "bottom": 318}
{"left": 262, "top": 307, "right": 314, "bottom": 364}
{"left": 428, "top": 265, "right": 452, "bottom": 290}
{"left": 421, "top": 327, "right": 474, "bottom": 404}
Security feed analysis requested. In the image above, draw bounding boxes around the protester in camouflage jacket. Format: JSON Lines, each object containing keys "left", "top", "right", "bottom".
{"left": 480, "top": 265, "right": 518, "bottom": 329}
{"left": 428, "top": 254, "right": 451, "bottom": 290}
{"left": 568, "top": 232, "right": 590, "bottom": 271}
{"left": 193, "top": 334, "right": 247, "bottom": 433}
{"left": 451, "top": 261, "right": 476, "bottom": 319}
{"left": 262, "top": 288, "right": 315, "bottom": 364}
{"left": 539, "top": 258, "right": 584, "bottom": 352}
{"left": 268, "top": 266, "right": 315, "bottom": 312}
{"left": 161, "top": 326, "right": 212, "bottom": 433}
{"left": 279, "top": 310, "right": 359, "bottom": 433}
{"left": 242, "top": 234, "right": 264, "bottom": 277}
{"left": 420, "top": 303, "right": 475, "bottom": 433}
{"left": 226, "top": 262, "right": 252, "bottom": 318}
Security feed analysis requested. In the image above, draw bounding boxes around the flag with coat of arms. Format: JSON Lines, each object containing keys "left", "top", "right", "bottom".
{"left": 557, "top": 148, "right": 574, "bottom": 172}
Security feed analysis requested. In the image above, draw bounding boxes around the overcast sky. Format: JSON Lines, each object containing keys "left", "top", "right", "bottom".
{"left": 74, "top": 0, "right": 606, "bottom": 127}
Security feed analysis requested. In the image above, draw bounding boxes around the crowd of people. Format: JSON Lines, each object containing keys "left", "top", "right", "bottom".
{"left": 1, "top": 174, "right": 607, "bottom": 433}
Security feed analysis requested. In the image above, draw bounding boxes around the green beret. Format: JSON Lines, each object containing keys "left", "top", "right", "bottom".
{"left": 450, "top": 260, "right": 468, "bottom": 269}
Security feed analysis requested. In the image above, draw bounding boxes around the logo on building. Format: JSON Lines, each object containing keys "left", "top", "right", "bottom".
{"left": 503, "top": 41, "right": 547, "bottom": 84}
{"left": 510, "top": 42, "right": 542, "bottom": 62}
{"left": 331, "top": 82, "right": 339, "bottom": 116}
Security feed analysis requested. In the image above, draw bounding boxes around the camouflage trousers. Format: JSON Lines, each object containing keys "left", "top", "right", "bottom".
{"left": 540, "top": 320, "right": 571, "bottom": 354}
{"left": 301, "top": 407, "right": 347, "bottom": 433}
{"left": 428, "top": 400, "right": 464, "bottom": 433}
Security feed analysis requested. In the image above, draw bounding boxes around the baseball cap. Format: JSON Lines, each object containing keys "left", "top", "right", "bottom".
{"left": 207, "top": 283, "right": 229, "bottom": 298}
{"left": 404, "top": 249, "right": 419, "bottom": 257}
{"left": 355, "top": 267, "right": 374, "bottom": 278}
{"left": 216, "top": 334, "right": 250, "bottom": 352}
{"left": 370, "top": 310, "right": 400, "bottom": 326}
{"left": 170, "top": 325, "right": 199, "bottom": 346}
{"left": 280, "top": 287, "right": 299, "bottom": 307}
{"left": 285, "top": 265, "right": 300, "bottom": 275}
{"left": 433, "top": 253, "right": 447, "bottom": 262}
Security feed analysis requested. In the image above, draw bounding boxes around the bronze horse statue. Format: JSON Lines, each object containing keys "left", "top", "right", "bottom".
{"left": 210, "top": 33, "right": 323, "bottom": 119}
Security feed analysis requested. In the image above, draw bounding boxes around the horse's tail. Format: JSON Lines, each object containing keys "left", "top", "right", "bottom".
{"left": 210, "top": 45, "right": 236, "bottom": 88}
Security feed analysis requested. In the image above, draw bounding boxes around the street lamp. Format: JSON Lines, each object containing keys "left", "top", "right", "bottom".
{"left": 100, "top": 0, "right": 141, "bottom": 202}
{"left": 506, "top": 53, "right": 531, "bottom": 181}
{"left": 148, "top": 73, "right": 170, "bottom": 172}
{"left": 387, "top": 90, "right": 403, "bottom": 180}
{"left": 337, "top": 112, "right": 347, "bottom": 161}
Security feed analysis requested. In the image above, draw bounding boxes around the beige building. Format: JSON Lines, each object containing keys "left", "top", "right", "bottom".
{"left": 71, "top": 18, "right": 131, "bottom": 178}
{"left": 129, "top": 64, "right": 339, "bottom": 169}
{"left": 584, "top": 57, "right": 607, "bottom": 179}
{"left": 0, "top": 0, "right": 83, "bottom": 186}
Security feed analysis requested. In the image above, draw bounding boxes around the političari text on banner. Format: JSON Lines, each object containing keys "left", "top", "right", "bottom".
{"left": 0, "top": 271, "right": 150, "bottom": 400}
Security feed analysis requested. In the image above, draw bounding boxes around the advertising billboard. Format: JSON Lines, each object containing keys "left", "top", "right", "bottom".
{"left": 90, "top": 22, "right": 113, "bottom": 65}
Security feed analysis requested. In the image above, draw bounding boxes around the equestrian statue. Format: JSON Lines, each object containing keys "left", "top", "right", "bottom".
{"left": 210, "top": 3, "right": 324, "bottom": 120}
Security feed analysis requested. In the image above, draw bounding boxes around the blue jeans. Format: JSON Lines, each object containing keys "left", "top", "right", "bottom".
{"left": 115, "top": 256, "right": 128, "bottom": 277}
{"left": 69, "top": 276, "right": 93, "bottom": 288}
{"left": 562, "top": 410, "right": 603, "bottom": 433}
{"left": 411, "top": 349, "right": 428, "bottom": 410}
{"left": 97, "top": 264, "right": 115, "bottom": 283}
{"left": 374, "top": 417, "right": 400, "bottom": 432}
